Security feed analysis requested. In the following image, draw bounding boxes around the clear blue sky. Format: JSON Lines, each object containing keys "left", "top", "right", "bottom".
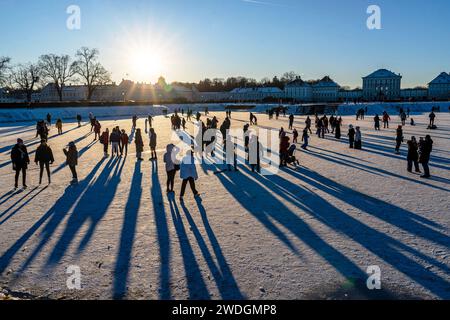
{"left": 1, "top": 0, "right": 449, "bottom": 88}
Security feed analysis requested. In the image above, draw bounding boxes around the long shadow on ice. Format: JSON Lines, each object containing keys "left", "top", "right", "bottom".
{"left": 113, "top": 160, "right": 142, "bottom": 299}
{"left": 168, "top": 194, "right": 211, "bottom": 299}
{"left": 0, "top": 159, "right": 106, "bottom": 275}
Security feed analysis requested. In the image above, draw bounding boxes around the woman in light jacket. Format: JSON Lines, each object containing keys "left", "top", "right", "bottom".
{"left": 179, "top": 150, "right": 199, "bottom": 199}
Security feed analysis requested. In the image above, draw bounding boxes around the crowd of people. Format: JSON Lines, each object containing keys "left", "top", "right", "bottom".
{"left": 9, "top": 106, "right": 439, "bottom": 192}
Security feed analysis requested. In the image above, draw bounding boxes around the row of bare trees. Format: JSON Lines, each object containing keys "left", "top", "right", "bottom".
{"left": 0, "top": 47, "right": 111, "bottom": 102}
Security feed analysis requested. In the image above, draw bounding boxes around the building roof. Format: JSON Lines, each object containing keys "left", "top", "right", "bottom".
{"left": 285, "top": 78, "right": 311, "bottom": 87}
{"left": 313, "top": 76, "right": 339, "bottom": 88}
{"left": 230, "top": 87, "right": 283, "bottom": 94}
{"left": 429, "top": 72, "right": 450, "bottom": 85}
{"left": 363, "top": 69, "right": 402, "bottom": 79}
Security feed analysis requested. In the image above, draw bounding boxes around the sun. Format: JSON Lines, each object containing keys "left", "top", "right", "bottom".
{"left": 129, "top": 51, "right": 164, "bottom": 83}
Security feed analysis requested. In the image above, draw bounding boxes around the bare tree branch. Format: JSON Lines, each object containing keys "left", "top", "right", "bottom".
{"left": 73, "top": 47, "right": 111, "bottom": 100}
{"left": 39, "top": 54, "right": 77, "bottom": 101}
{"left": 11, "top": 63, "right": 41, "bottom": 102}
{"left": 0, "top": 56, "right": 11, "bottom": 86}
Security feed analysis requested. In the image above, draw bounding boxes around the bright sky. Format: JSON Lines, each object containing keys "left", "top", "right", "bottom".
{"left": 1, "top": 0, "right": 449, "bottom": 88}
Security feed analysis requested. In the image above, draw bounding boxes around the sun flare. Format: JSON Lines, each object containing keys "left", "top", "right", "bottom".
{"left": 129, "top": 50, "right": 164, "bottom": 83}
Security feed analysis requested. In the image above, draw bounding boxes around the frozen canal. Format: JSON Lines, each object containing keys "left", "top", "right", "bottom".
{"left": 0, "top": 110, "right": 449, "bottom": 299}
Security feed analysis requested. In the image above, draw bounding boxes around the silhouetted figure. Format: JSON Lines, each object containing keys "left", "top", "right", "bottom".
{"left": 11, "top": 138, "right": 30, "bottom": 189}
{"left": 164, "top": 144, "right": 178, "bottom": 193}
{"left": 149, "top": 128, "right": 157, "bottom": 160}
{"left": 406, "top": 136, "right": 421, "bottom": 173}
{"left": 354, "top": 126, "right": 362, "bottom": 150}
{"left": 63, "top": 141, "right": 78, "bottom": 184}
{"left": 374, "top": 114, "right": 381, "bottom": 130}
{"left": 419, "top": 135, "right": 433, "bottom": 178}
{"left": 76, "top": 114, "right": 82, "bottom": 127}
{"left": 383, "top": 111, "right": 390, "bottom": 128}
{"left": 395, "top": 125, "right": 403, "bottom": 154}
{"left": 135, "top": 128, "right": 144, "bottom": 161}
{"left": 347, "top": 125, "right": 355, "bottom": 148}
{"left": 35, "top": 139, "right": 54, "bottom": 184}
{"left": 55, "top": 118, "right": 63, "bottom": 135}
{"left": 429, "top": 111, "right": 436, "bottom": 128}
{"left": 100, "top": 128, "right": 109, "bottom": 157}
{"left": 301, "top": 128, "right": 309, "bottom": 150}
{"left": 120, "top": 130, "right": 129, "bottom": 157}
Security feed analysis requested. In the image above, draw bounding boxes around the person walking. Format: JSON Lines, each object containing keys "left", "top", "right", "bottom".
{"left": 406, "top": 136, "right": 421, "bottom": 173}
{"left": 11, "top": 138, "right": 30, "bottom": 189}
{"left": 100, "top": 128, "right": 110, "bottom": 157}
{"left": 301, "top": 128, "right": 309, "bottom": 150}
{"left": 418, "top": 135, "right": 433, "bottom": 178}
{"left": 288, "top": 114, "right": 294, "bottom": 130}
{"left": 305, "top": 116, "right": 312, "bottom": 134}
{"left": 395, "top": 125, "right": 403, "bottom": 154}
{"left": 292, "top": 128, "right": 299, "bottom": 144}
{"left": 110, "top": 128, "right": 121, "bottom": 157}
{"left": 135, "top": 128, "right": 144, "bottom": 161}
{"left": 55, "top": 118, "right": 63, "bottom": 135}
{"left": 145, "top": 115, "right": 153, "bottom": 133}
{"left": 46, "top": 113, "right": 52, "bottom": 126}
{"left": 89, "top": 113, "right": 95, "bottom": 132}
{"left": 374, "top": 114, "right": 381, "bottom": 131}
{"left": 179, "top": 150, "right": 199, "bottom": 200}
{"left": 149, "top": 128, "right": 157, "bottom": 160}
{"left": 354, "top": 126, "right": 362, "bottom": 149}
{"left": 164, "top": 144, "right": 178, "bottom": 193}
{"left": 76, "top": 114, "right": 82, "bottom": 127}
{"left": 400, "top": 111, "right": 407, "bottom": 126}
{"left": 63, "top": 141, "right": 78, "bottom": 184}
{"left": 429, "top": 111, "right": 436, "bottom": 128}
{"left": 35, "top": 139, "right": 54, "bottom": 184}
{"left": 120, "top": 129, "right": 129, "bottom": 157}
{"left": 132, "top": 115, "right": 138, "bottom": 128}
{"left": 94, "top": 120, "right": 101, "bottom": 140}
{"left": 383, "top": 111, "right": 391, "bottom": 129}
{"left": 347, "top": 125, "right": 356, "bottom": 149}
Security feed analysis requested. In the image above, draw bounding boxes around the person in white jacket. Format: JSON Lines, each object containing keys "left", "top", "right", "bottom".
{"left": 179, "top": 150, "right": 199, "bottom": 199}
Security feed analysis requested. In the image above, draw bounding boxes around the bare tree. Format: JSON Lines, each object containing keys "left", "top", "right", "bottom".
{"left": 39, "top": 54, "right": 76, "bottom": 101}
{"left": 281, "top": 71, "right": 299, "bottom": 83}
{"left": 72, "top": 47, "right": 111, "bottom": 100}
{"left": 0, "top": 56, "right": 11, "bottom": 86}
{"left": 11, "top": 63, "right": 41, "bottom": 102}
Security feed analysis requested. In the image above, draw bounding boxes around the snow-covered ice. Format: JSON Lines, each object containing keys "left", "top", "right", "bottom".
{"left": 0, "top": 108, "right": 449, "bottom": 300}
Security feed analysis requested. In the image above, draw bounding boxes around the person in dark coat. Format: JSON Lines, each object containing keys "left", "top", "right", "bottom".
{"left": 120, "top": 129, "right": 129, "bottom": 157}
{"left": 76, "top": 114, "right": 82, "bottom": 127}
{"left": 35, "top": 140, "right": 55, "bottom": 184}
{"left": 418, "top": 135, "right": 433, "bottom": 178}
{"left": 301, "top": 128, "right": 309, "bottom": 150}
{"left": 11, "top": 138, "right": 30, "bottom": 189}
{"left": 63, "top": 141, "right": 78, "bottom": 184}
{"left": 292, "top": 128, "right": 299, "bottom": 144}
{"left": 149, "top": 128, "right": 157, "bottom": 160}
{"left": 46, "top": 113, "right": 52, "bottom": 126}
{"left": 374, "top": 114, "right": 381, "bottom": 130}
{"left": 100, "top": 128, "right": 109, "bottom": 157}
{"left": 335, "top": 117, "right": 342, "bottom": 139}
{"left": 288, "top": 114, "right": 294, "bottom": 130}
{"left": 135, "top": 128, "right": 144, "bottom": 161}
{"left": 406, "top": 136, "right": 420, "bottom": 173}
{"left": 347, "top": 125, "right": 355, "bottom": 148}
{"left": 395, "top": 125, "right": 403, "bottom": 154}
{"left": 429, "top": 111, "right": 436, "bottom": 127}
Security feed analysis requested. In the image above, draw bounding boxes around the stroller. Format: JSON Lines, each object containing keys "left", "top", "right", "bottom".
{"left": 285, "top": 144, "right": 300, "bottom": 166}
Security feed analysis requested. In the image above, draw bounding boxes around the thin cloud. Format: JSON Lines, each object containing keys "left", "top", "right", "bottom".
{"left": 241, "top": 0, "right": 291, "bottom": 8}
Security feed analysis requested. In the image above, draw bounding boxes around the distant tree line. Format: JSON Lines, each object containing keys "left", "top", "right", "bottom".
{"left": 0, "top": 47, "right": 111, "bottom": 102}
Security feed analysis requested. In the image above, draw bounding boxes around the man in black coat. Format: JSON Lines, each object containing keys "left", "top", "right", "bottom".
{"left": 419, "top": 135, "right": 433, "bottom": 178}
{"left": 11, "top": 138, "right": 30, "bottom": 189}
{"left": 35, "top": 140, "right": 55, "bottom": 184}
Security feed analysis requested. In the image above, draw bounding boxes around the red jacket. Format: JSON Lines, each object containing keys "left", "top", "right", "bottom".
{"left": 100, "top": 132, "right": 109, "bottom": 145}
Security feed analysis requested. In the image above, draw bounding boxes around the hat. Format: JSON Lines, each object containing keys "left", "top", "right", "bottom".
{"left": 17, "top": 138, "right": 23, "bottom": 144}
{"left": 68, "top": 141, "right": 75, "bottom": 147}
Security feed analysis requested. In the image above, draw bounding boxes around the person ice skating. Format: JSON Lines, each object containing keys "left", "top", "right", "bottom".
{"left": 120, "top": 130, "right": 129, "bottom": 157}
{"left": 301, "top": 128, "right": 309, "bottom": 150}
{"left": 182, "top": 118, "right": 186, "bottom": 130}
{"left": 132, "top": 115, "right": 138, "bottom": 128}
{"left": 288, "top": 114, "right": 294, "bottom": 130}
{"left": 89, "top": 113, "right": 95, "bottom": 132}
{"left": 406, "top": 136, "right": 421, "bottom": 173}
{"left": 63, "top": 141, "right": 78, "bottom": 184}
{"left": 135, "top": 128, "right": 144, "bottom": 161}
{"left": 36, "top": 120, "right": 49, "bottom": 142}
{"left": 35, "top": 139, "right": 54, "bottom": 184}
{"left": 374, "top": 114, "right": 381, "bottom": 131}
{"left": 418, "top": 135, "right": 433, "bottom": 178}
{"left": 94, "top": 120, "right": 101, "bottom": 140}
{"left": 347, "top": 125, "right": 356, "bottom": 149}
{"left": 383, "top": 111, "right": 391, "bottom": 129}
{"left": 354, "top": 126, "right": 362, "bottom": 150}
{"left": 145, "top": 115, "right": 153, "bottom": 133}
{"left": 110, "top": 127, "right": 121, "bottom": 157}
{"left": 410, "top": 118, "right": 415, "bottom": 126}
{"left": 149, "top": 128, "right": 157, "bottom": 160}
{"left": 179, "top": 150, "right": 199, "bottom": 200}
{"left": 100, "top": 128, "right": 109, "bottom": 157}
{"left": 395, "top": 125, "right": 403, "bottom": 154}
{"left": 292, "top": 128, "right": 299, "bottom": 144}
{"left": 164, "top": 144, "right": 179, "bottom": 193}
{"left": 249, "top": 134, "right": 261, "bottom": 173}
{"left": 55, "top": 118, "right": 63, "bottom": 135}
{"left": 279, "top": 127, "right": 286, "bottom": 138}
{"left": 46, "top": 113, "right": 52, "bottom": 126}
{"left": 279, "top": 135, "right": 290, "bottom": 167}
{"left": 76, "top": 114, "right": 82, "bottom": 127}
{"left": 11, "top": 138, "right": 30, "bottom": 189}
{"left": 429, "top": 111, "right": 436, "bottom": 128}
{"left": 330, "top": 115, "right": 336, "bottom": 134}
